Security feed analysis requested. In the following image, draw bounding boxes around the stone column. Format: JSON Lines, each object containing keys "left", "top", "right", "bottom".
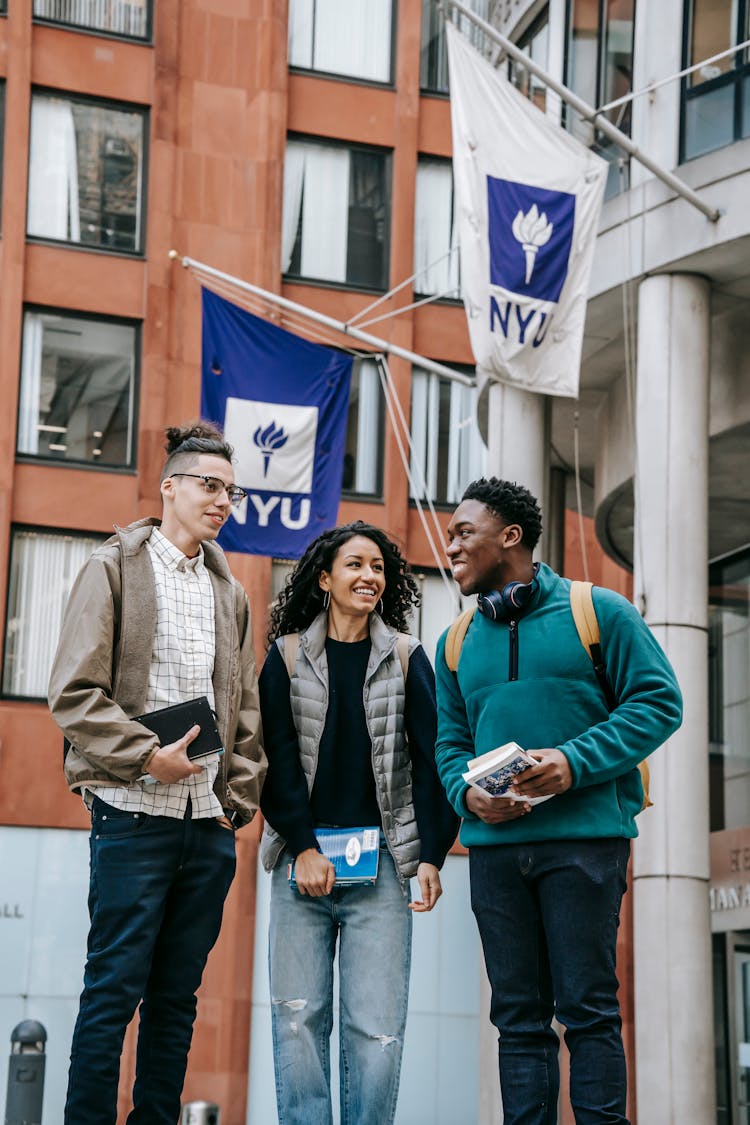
{"left": 479, "top": 379, "right": 549, "bottom": 1125}
{"left": 486, "top": 381, "right": 549, "bottom": 536}
{"left": 632, "top": 273, "right": 715, "bottom": 1124}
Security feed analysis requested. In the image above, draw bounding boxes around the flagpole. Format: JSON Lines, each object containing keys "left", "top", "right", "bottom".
{"left": 444, "top": 0, "right": 721, "bottom": 223}
{"left": 174, "top": 253, "right": 476, "bottom": 388}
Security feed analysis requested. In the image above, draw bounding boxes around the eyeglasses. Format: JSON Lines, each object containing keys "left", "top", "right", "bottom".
{"left": 169, "top": 473, "right": 247, "bottom": 508}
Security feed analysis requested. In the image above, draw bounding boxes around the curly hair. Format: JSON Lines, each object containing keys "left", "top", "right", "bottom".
{"left": 461, "top": 477, "right": 543, "bottom": 550}
{"left": 161, "top": 420, "right": 234, "bottom": 482}
{"left": 268, "top": 522, "right": 420, "bottom": 643}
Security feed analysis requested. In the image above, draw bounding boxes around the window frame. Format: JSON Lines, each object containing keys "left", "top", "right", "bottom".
{"left": 32, "top": 0, "right": 153, "bottom": 43}
{"left": 26, "top": 87, "right": 150, "bottom": 258}
{"left": 15, "top": 304, "right": 141, "bottom": 473}
{"left": 680, "top": 0, "right": 750, "bottom": 162}
{"left": 413, "top": 154, "right": 462, "bottom": 303}
{"left": 409, "top": 363, "right": 485, "bottom": 510}
{"left": 287, "top": 0, "right": 397, "bottom": 88}
{"left": 1, "top": 524, "right": 107, "bottom": 703}
{"left": 562, "top": 0, "right": 636, "bottom": 195}
{"left": 340, "top": 354, "right": 385, "bottom": 501}
{"left": 283, "top": 133, "right": 393, "bottom": 294}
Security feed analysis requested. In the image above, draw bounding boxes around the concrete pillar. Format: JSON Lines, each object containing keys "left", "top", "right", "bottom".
{"left": 632, "top": 274, "right": 714, "bottom": 1124}
{"left": 479, "top": 379, "right": 548, "bottom": 1125}
{"left": 486, "top": 380, "right": 548, "bottom": 533}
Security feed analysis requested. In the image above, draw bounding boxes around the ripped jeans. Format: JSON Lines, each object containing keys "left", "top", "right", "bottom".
{"left": 268, "top": 846, "right": 412, "bottom": 1125}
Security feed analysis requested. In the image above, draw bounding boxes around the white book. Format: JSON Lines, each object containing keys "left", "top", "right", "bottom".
{"left": 462, "top": 741, "right": 552, "bottom": 804}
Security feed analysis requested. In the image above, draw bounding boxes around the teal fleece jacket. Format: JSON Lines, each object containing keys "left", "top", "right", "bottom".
{"left": 435, "top": 564, "right": 683, "bottom": 845}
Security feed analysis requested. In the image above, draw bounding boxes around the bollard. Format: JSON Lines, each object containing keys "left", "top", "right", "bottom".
{"left": 5, "top": 1021, "right": 46, "bottom": 1125}
{"left": 181, "top": 1102, "right": 221, "bottom": 1125}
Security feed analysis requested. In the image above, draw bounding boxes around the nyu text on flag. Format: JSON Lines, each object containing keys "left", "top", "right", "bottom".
{"left": 201, "top": 288, "right": 352, "bottom": 559}
{"left": 446, "top": 21, "right": 607, "bottom": 398}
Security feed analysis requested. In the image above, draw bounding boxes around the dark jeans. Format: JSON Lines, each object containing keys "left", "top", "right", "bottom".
{"left": 65, "top": 798, "right": 236, "bottom": 1125}
{"left": 470, "top": 837, "right": 630, "bottom": 1125}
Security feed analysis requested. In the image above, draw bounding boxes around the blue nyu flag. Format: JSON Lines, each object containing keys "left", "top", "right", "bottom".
{"left": 201, "top": 288, "right": 353, "bottom": 558}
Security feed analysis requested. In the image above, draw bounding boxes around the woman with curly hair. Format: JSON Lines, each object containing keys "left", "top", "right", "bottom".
{"left": 259, "top": 520, "right": 458, "bottom": 1125}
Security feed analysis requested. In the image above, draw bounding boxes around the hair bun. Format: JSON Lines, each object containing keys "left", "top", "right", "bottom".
{"left": 164, "top": 420, "right": 224, "bottom": 455}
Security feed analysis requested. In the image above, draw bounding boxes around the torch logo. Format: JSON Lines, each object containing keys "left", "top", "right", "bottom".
{"left": 511, "top": 205, "right": 553, "bottom": 285}
{"left": 253, "top": 421, "right": 288, "bottom": 478}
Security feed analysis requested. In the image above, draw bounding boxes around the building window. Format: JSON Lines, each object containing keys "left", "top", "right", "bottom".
{"left": 2, "top": 528, "right": 104, "bottom": 699}
{"left": 565, "top": 0, "right": 635, "bottom": 196}
{"left": 420, "top": 0, "right": 489, "bottom": 94}
{"left": 17, "top": 309, "right": 137, "bottom": 468}
{"left": 288, "top": 0, "right": 393, "bottom": 83}
{"left": 282, "top": 138, "right": 390, "bottom": 290}
{"left": 33, "top": 0, "right": 150, "bottom": 39}
{"left": 509, "top": 8, "right": 550, "bottom": 111}
{"left": 410, "top": 367, "right": 485, "bottom": 506}
{"left": 27, "top": 93, "right": 146, "bottom": 253}
{"left": 682, "top": 0, "right": 750, "bottom": 160}
{"left": 708, "top": 546, "right": 750, "bottom": 833}
{"left": 342, "top": 356, "right": 384, "bottom": 497}
{"left": 414, "top": 158, "right": 460, "bottom": 299}
{"left": 0, "top": 83, "right": 5, "bottom": 226}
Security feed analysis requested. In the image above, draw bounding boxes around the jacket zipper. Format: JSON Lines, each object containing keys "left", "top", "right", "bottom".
{"left": 508, "top": 619, "right": 518, "bottom": 681}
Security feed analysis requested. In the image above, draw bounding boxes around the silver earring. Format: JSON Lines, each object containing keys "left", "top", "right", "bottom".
{"left": 378, "top": 598, "right": 384, "bottom": 615}
{"left": 323, "top": 591, "right": 331, "bottom": 611}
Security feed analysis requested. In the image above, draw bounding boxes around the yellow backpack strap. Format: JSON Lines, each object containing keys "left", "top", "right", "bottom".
{"left": 570, "top": 580, "right": 599, "bottom": 653}
{"left": 444, "top": 607, "right": 477, "bottom": 673}
{"left": 570, "top": 581, "right": 652, "bottom": 810}
{"left": 395, "top": 634, "right": 410, "bottom": 681}
{"left": 281, "top": 633, "right": 299, "bottom": 679}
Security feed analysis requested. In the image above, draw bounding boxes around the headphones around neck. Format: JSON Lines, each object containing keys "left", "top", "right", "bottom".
{"left": 476, "top": 563, "right": 540, "bottom": 622}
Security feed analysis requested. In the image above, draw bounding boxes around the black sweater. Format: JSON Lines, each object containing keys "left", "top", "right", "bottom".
{"left": 259, "top": 637, "right": 458, "bottom": 867}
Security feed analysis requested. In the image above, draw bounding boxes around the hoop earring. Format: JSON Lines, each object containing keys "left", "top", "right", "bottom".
{"left": 322, "top": 590, "right": 331, "bottom": 612}
{"left": 378, "top": 598, "right": 384, "bottom": 615}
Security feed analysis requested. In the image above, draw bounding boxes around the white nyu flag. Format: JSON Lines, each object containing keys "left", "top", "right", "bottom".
{"left": 446, "top": 21, "right": 607, "bottom": 398}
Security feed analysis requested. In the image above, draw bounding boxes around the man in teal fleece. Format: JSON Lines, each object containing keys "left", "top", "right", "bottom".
{"left": 435, "top": 478, "right": 682, "bottom": 1125}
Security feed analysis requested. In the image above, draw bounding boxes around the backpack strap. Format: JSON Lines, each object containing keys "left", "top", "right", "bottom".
{"left": 570, "top": 581, "right": 652, "bottom": 809}
{"left": 280, "top": 633, "right": 299, "bottom": 679}
{"left": 444, "top": 607, "right": 477, "bottom": 673}
{"left": 395, "top": 634, "right": 410, "bottom": 681}
{"left": 570, "top": 581, "right": 616, "bottom": 712}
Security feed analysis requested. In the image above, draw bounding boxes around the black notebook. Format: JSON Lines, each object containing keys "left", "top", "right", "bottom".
{"left": 134, "top": 696, "right": 224, "bottom": 760}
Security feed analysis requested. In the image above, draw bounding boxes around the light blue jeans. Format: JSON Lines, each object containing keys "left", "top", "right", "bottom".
{"left": 269, "top": 846, "right": 412, "bottom": 1125}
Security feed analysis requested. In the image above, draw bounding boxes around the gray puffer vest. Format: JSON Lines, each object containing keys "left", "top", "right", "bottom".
{"left": 260, "top": 612, "right": 422, "bottom": 882}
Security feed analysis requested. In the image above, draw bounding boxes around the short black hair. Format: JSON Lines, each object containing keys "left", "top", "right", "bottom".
{"left": 268, "top": 521, "right": 420, "bottom": 644}
{"left": 461, "top": 477, "right": 542, "bottom": 550}
{"left": 161, "top": 421, "right": 234, "bottom": 482}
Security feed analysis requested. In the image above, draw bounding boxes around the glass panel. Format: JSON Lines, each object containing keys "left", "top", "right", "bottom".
{"left": 742, "top": 73, "right": 750, "bottom": 136}
{"left": 414, "top": 158, "right": 460, "bottom": 297}
{"left": 509, "top": 9, "right": 550, "bottom": 111}
{"left": 17, "top": 310, "right": 136, "bottom": 467}
{"left": 3, "top": 529, "right": 104, "bottom": 698}
{"left": 684, "top": 81, "right": 737, "bottom": 158}
{"left": 284, "top": 140, "right": 389, "bottom": 288}
{"left": 33, "top": 0, "right": 149, "bottom": 38}
{"left": 688, "top": 0, "right": 737, "bottom": 87}
{"left": 0, "top": 84, "right": 5, "bottom": 228}
{"left": 27, "top": 94, "right": 145, "bottom": 253}
{"left": 601, "top": 0, "right": 635, "bottom": 132}
{"left": 342, "top": 357, "right": 383, "bottom": 496}
{"left": 289, "top": 0, "right": 392, "bottom": 83}
{"left": 708, "top": 548, "right": 750, "bottom": 832}
{"left": 420, "top": 0, "right": 489, "bottom": 93}
{"left": 567, "top": 0, "right": 600, "bottom": 143}
{"left": 714, "top": 935, "right": 730, "bottom": 1125}
{"left": 410, "top": 369, "right": 484, "bottom": 505}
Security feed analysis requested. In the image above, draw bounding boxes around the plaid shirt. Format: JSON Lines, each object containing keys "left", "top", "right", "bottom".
{"left": 87, "top": 528, "right": 223, "bottom": 819}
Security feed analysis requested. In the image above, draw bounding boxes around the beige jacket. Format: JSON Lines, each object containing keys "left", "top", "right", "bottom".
{"left": 48, "top": 518, "right": 266, "bottom": 826}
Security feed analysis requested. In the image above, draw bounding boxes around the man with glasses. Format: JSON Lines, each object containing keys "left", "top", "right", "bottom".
{"left": 49, "top": 421, "right": 266, "bottom": 1125}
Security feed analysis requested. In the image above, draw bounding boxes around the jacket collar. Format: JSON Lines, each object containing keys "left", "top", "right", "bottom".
{"left": 301, "top": 610, "right": 398, "bottom": 665}
{"left": 110, "top": 518, "right": 234, "bottom": 584}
